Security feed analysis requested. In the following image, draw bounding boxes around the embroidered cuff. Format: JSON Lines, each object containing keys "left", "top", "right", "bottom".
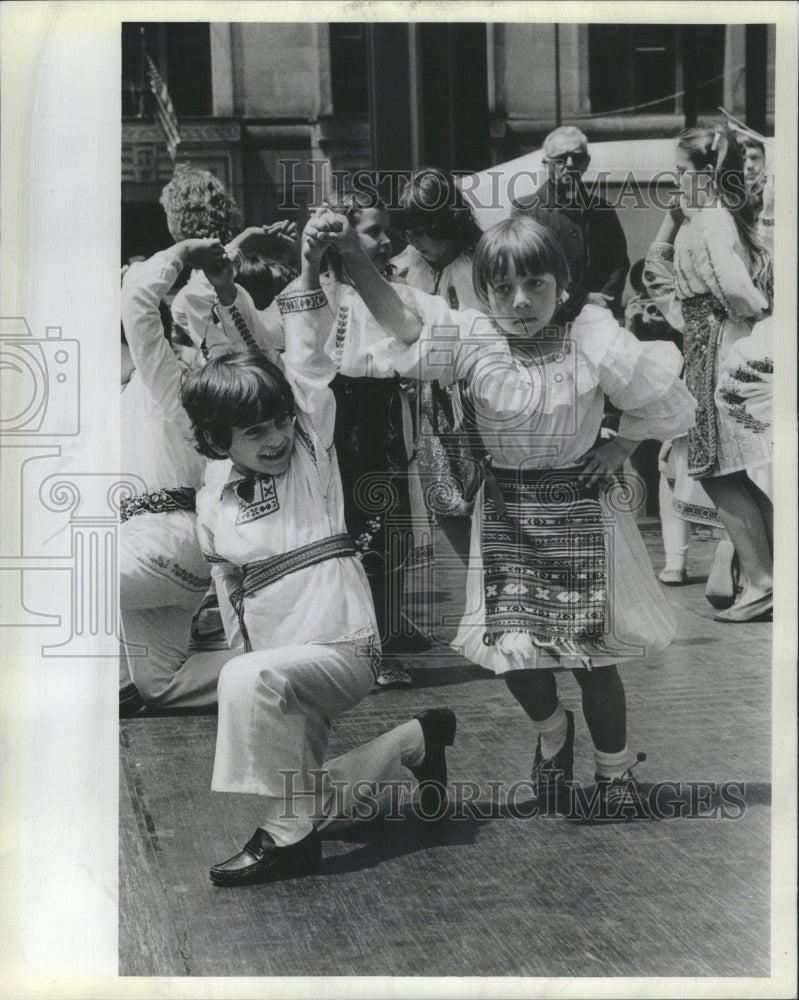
{"left": 276, "top": 287, "right": 327, "bottom": 315}
{"left": 648, "top": 242, "right": 675, "bottom": 262}
{"left": 226, "top": 246, "right": 247, "bottom": 274}
{"left": 214, "top": 299, "right": 259, "bottom": 351}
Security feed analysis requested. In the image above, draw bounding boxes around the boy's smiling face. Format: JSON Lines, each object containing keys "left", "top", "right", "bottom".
{"left": 217, "top": 412, "right": 296, "bottom": 477}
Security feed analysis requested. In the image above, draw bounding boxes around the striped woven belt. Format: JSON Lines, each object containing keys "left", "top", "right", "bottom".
{"left": 120, "top": 486, "right": 196, "bottom": 523}
{"left": 230, "top": 533, "right": 356, "bottom": 651}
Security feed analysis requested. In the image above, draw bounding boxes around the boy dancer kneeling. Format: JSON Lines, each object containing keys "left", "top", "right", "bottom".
{"left": 182, "top": 209, "right": 455, "bottom": 886}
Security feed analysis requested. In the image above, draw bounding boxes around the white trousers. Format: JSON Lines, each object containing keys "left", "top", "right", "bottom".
{"left": 120, "top": 514, "right": 235, "bottom": 709}
{"left": 212, "top": 642, "right": 424, "bottom": 845}
{"left": 121, "top": 605, "right": 234, "bottom": 709}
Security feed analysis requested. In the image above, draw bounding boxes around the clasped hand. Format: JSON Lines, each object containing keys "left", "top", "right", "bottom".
{"left": 229, "top": 220, "right": 300, "bottom": 257}
{"left": 302, "top": 205, "right": 359, "bottom": 263}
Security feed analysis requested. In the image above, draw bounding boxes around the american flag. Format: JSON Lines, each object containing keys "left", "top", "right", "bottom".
{"left": 145, "top": 52, "right": 181, "bottom": 161}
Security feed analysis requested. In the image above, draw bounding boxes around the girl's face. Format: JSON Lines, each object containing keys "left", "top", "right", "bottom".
{"left": 487, "top": 268, "right": 559, "bottom": 339}
{"left": 220, "top": 412, "right": 296, "bottom": 478}
{"left": 676, "top": 147, "right": 715, "bottom": 217}
{"left": 354, "top": 207, "right": 393, "bottom": 272}
{"left": 405, "top": 227, "right": 459, "bottom": 270}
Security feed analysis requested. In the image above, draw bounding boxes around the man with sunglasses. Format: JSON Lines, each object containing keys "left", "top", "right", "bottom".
{"left": 512, "top": 126, "right": 629, "bottom": 315}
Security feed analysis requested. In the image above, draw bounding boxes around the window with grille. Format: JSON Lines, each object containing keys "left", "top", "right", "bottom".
{"left": 588, "top": 25, "right": 725, "bottom": 115}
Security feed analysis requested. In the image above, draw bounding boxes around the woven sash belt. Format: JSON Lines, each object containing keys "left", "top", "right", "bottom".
{"left": 230, "top": 533, "right": 356, "bottom": 652}
{"left": 120, "top": 486, "right": 196, "bottom": 523}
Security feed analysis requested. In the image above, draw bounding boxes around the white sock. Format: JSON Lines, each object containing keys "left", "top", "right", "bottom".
{"left": 536, "top": 702, "right": 569, "bottom": 759}
{"left": 398, "top": 719, "right": 426, "bottom": 768}
{"left": 259, "top": 797, "right": 315, "bottom": 848}
{"left": 663, "top": 544, "right": 689, "bottom": 572}
{"left": 594, "top": 745, "right": 631, "bottom": 781}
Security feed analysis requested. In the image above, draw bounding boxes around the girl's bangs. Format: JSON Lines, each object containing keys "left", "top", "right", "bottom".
{"left": 486, "top": 228, "right": 551, "bottom": 286}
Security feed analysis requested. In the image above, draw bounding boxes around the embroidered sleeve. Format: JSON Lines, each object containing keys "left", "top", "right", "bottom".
{"left": 642, "top": 241, "right": 684, "bottom": 332}
{"left": 276, "top": 284, "right": 337, "bottom": 454}
{"left": 276, "top": 286, "right": 328, "bottom": 314}
{"left": 213, "top": 286, "right": 285, "bottom": 354}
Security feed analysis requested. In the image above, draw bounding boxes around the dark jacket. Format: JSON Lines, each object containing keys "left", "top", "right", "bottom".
{"left": 512, "top": 179, "right": 630, "bottom": 314}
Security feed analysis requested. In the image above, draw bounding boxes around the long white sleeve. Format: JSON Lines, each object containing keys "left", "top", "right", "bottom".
{"left": 121, "top": 250, "right": 191, "bottom": 429}
{"left": 173, "top": 268, "right": 285, "bottom": 356}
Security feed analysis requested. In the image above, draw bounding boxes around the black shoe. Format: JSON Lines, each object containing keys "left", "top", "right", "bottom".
{"left": 531, "top": 709, "right": 575, "bottom": 814}
{"left": 593, "top": 753, "right": 651, "bottom": 822}
{"left": 119, "top": 682, "right": 144, "bottom": 717}
{"left": 409, "top": 708, "right": 457, "bottom": 820}
{"left": 209, "top": 828, "right": 322, "bottom": 887}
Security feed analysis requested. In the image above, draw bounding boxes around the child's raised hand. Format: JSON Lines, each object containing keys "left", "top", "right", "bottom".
{"left": 667, "top": 194, "right": 686, "bottom": 226}
{"left": 227, "top": 226, "right": 272, "bottom": 256}
{"left": 264, "top": 220, "right": 300, "bottom": 256}
{"left": 202, "top": 255, "right": 236, "bottom": 291}
{"left": 319, "top": 213, "right": 360, "bottom": 256}
{"left": 302, "top": 206, "right": 343, "bottom": 262}
{"left": 180, "top": 238, "right": 227, "bottom": 270}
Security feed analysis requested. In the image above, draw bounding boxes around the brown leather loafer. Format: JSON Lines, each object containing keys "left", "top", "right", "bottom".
{"left": 209, "top": 827, "right": 321, "bottom": 887}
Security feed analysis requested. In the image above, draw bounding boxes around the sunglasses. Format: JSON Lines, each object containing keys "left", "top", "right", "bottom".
{"left": 545, "top": 151, "right": 589, "bottom": 166}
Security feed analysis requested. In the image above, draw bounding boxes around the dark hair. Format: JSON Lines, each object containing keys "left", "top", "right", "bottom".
{"left": 677, "top": 125, "right": 771, "bottom": 303}
{"left": 180, "top": 350, "right": 295, "bottom": 459}
{"left": 738, "top": 135, "right": 766, "bottom": 157}
{"left": 398, "top": 167, "right": 482, "bottom": 252}
{"left": 629, "top": 259, "right": 647, "bottom": 296}
{"left": 159, "top": 164, "right": 241, "bottom": 244}
{"left": 235, "top": 252, "right": 277, "bottom": 311}
{"left": 472, "top": 217, "right": 571, "bottom": 307}
{"left": 269, "top": 260, "right": 300, "bottom": 295}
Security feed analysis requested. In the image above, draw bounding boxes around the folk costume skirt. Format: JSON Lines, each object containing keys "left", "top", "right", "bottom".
{"left": 452, "top": 468, "right": 677, "bottom": 673}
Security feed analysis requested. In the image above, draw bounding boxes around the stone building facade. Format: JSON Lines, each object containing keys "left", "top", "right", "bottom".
{"left": 121, "top": 20, "right": 775, "bottom": 260}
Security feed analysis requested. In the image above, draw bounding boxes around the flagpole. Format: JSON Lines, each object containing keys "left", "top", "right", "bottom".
{"left": 138, "top": 27, "right": 145, "bottom": 119}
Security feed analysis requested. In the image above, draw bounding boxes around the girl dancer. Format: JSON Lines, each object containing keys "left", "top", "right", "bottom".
{"left": 349, "top": 214, "right": 696, "bottom": 815}
{"left": 645, "top": 125, "right": 773, "bottom": 622}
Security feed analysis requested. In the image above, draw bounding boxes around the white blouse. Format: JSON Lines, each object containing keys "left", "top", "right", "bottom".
{"left": 375, "top": 303, "right": 696, "bottom": 469}
{"left": 390, "top": 245, "right": 483, "bottom": 312}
